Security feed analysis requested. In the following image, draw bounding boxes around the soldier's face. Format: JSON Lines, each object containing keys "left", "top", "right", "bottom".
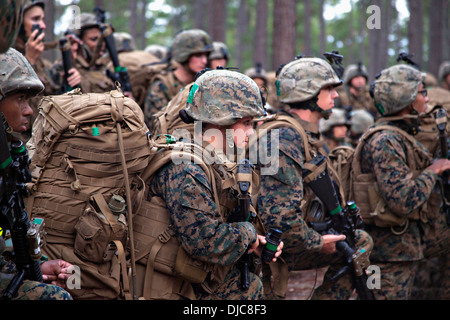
{"left": 412, "top": 83, "right": 429, "bottom": 114}
{"left": 188, "top": 52, "right": 208, "bottom": 74}
{"left": 0, "top": 93, "right": 33, "bottom": 133}
{"left": 317, "top": 85, "right": 339, "bottom": 112}
{"left": 350, "top": 76, "right": 366, "bottom": 89}
{"left": 23, "top": 6, "right": 46, "bottom": 38}
{"left": 82, "top": 28, "right": 103, "bottom": 53}
{"left": 210, "top": 58, "right": 227, "bottom": 69}
{"left": 228, "top": 117, "right": 254, "bottom": 149}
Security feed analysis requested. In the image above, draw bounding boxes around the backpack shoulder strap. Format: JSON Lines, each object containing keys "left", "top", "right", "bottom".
{"left": 257, "top": 114, "right": 313, "bottom": 162}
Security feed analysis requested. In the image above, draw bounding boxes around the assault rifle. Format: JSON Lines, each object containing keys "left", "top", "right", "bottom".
{"left": 94, "top": 7, "right": 132, "bottom": 94}
{"left": 0, "top": 114, "right": 44, "bottom": 300}
{"left": 228, "top": 159, "right": 256, "bottom": 291}
{"left": 303, "top": 154, "right": 375, "bottom": 300}
{"left": 59, "top": 38, "right": 80, "bottom": 93}
{"left": 435, "top": 107, "right": 450, "bottom": 226}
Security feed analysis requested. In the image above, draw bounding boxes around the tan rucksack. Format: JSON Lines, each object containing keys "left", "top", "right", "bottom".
{"left": 128, "top": 59, "right": 178, "bottom": 108}
{"left": 26, "top": 88, "right": 151, "bottom": 300}
{"left": 150, "top": 82, "right": 194, "bottom": 138}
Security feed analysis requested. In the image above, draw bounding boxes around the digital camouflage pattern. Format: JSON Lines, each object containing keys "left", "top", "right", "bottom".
{"left": 277, "top": 57, "right": 342, "bottom": 104}
{"left": 350, "top": 109, "right": 374, "bottom": 135}
{"left": 319, "top": 107, "right": 348, "bottom": 134}
{"left": 209, "top": 41, "right": 230, "bottom": 61}
{"left": 144, "top": 74, "right": 184, "bottom": 128}
{"left": 0, "top": 0, "right": 24, "bottom": 53}
{"left": 0, "top": 48, "right": 44, "bottom": 101}
{"left": 257, "top": 112, "right": 373, "bottom": 299}
{"left": 171, "top": 29, "right": 213, "bottom": 64}
{"left": 0, "top": 256, "right": 72, "bottom": 300}
{"left": 149, "top": 157, "right": 261, "bottom": 299}
{"left": 359, "top": 122, "right": 443, "bottom": 299}
{"left": 185, "top": 69, "right": 265, "bottom": 126}
{"left": 371, "top": 64, "right": 425, "bottom": 116}
{"left": 438, "top": 61, "right": 450, "bottom": 82}
{"left": 342, "top": 63, "right": 368, "bottom": 86}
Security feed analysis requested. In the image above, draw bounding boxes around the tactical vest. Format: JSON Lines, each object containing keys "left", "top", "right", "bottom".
{"left": 351, "top": 123, "right": 441, "bottom": 234}
{"left": 254, "top": 113, "right": 346, "bottom": 221}
{"left": 131, "top": 138, "right": 264, "bottom": 300}
{"left": 252, "top": 113, "right": 345, "bottom": 299}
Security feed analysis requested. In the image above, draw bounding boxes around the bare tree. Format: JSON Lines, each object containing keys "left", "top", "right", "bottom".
{"left": 42, "top": 0, "right": 56, "bottom": 62}
{"left": 128, "top": 0, "right": 138, "bottom": 43}
{"left": 193, "top": 0, "right": 206, "bottom": 30}
{"left": 272, "top": 0, "right": 297, "bottom": 70}
{"left": 407, "top": 0, "right": 424, "bottom": 68}
{"left": 319, "top": 0, "right": 326, "bottom": 55}
{"left": 139, "top": 0, "right": 147, "bottom": 49}
{"left": 428, "top": 0, "right": 445, "bottom": 75}
{"left": 303, "top": 0, "right": 312, "bottom": 56}
{"left": 236, "top": 0, "right": 250, "bottom": 69}
{"left": 253, "top": 0, "right": 268, "bottom": 69}
{"left": 208, "top": 0, "right": 227, "bottom": 42}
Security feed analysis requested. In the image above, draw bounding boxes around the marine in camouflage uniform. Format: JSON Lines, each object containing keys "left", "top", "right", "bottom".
{"left": 360, "top": 64, "right": 450, "bottom": 299}
{"left": 143, "top": 29, "right": 212, "bottom": 128}
{"left": 257, "top": 57, "right": 373, "bottom": 300}
{"left": 148, "top": 69, "right": 273, "bottom": 299}
{"left": 52, "top": 12, "right": 115, "bottom": 94}
{"left": 0, "top": 47, "right": 72, "bottom": 300}
{"left": 318, "top": 107, "right": 352, "bottom": 153}
{"left": 335, "top": 63, "right": 377, "bottom": 117}
{"left": 12, "top": 1, "right": 61, "bottom": 141}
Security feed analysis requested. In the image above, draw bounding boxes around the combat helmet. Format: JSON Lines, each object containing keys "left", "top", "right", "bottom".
{"left": 0, "top": 48, "right": 44, "bottom": 101}
{"left": 171, "top": 29, "right": 213, "bottom": 64}
{"left": 184, "top": 69, "right": 265, "bottom": 126}
{"left": 277, "top": 57, "right": 342, "bottom": 104}
{"left": 74, "top": 13, "right": 100, "bottom": 37}
{"left": 342, "top": 63, "right": 369, "bottom": 86}
{"left": 438, "top": 61, "right": 450, "bottom": 82}
{"left": 209, "top": 41, "right": 230, "bottom": 61}
{"left": 245, "top": 63, "right": 268, "bottom": 85}
{"left": 319, "top": 108, "right": 348, "bottom": 134}
{"left": 370, "top": 64, "right": 425, "bottom": 116}
{"left": 0, "top": 0, "right": 25, "bottom": 53}
{"left": 114, "top": 32, "right": 136, "bottom": 53}
{"left": 350, "top": 109, "right": 374, "bottom": 135}
{"left": 23, "top": 0, "right": 45, "bottom": 13}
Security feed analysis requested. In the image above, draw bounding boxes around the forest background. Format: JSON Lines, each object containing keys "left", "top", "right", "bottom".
{"left": 41, "top": 0, "right": 449, "bottom": 83}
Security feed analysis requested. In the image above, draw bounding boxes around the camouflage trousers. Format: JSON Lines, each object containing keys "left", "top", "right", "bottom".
{"left": 0, "top": 258, "right": 72, "bottom": 300}
{"left": 264, "top": 229, "right": 373, "bottom": 300}
{"left": 412, "top": 213, "right": 450, "bottom": 300}
{"left": 194, "top": 266, "right": 264, "bottom": 300}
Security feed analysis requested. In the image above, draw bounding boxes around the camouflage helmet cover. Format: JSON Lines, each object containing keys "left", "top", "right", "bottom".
{"left": 319, "top": 107, "right": 348, "bottom": 133}
{"left": 438, "top": 61, "right": 450, "bottom": 82}
{"left": 185, "top": 69, "right": 265, "bottom": 126}
{"left": 372, "top": 64, "right": 425, "bottom": 116}
{"left": 342, "top": 63, "right": 369, "bottom": 86}
{"left": 73, "top": 13, "right": 99, "bottom": 37}
{"left": 277, "top": 57, "right": 342, "bottom": 103}
{"left": 350, "top": 109, "right": 374, "bottom": 134}
{"left": 171, "top": 29, "right": 213, "bottom": 64}
{"left": 0, "top": 0, "right": 25, "bottom": 53}
{"left": 23, "top": 0, "right": 45, "bottom": 13}
{"left": 0, "top": 48, "right": 44, "bottom": 101}
{"left": 114, "top": 32, "right": 136, "bottom": 52}
{"left": 209, "top": 41, "right": 230, "bottom": 61}
{"left": 245, "top": 63, "right": 268, "bottom": 83}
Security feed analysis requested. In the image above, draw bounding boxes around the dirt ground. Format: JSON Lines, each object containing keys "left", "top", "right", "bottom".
{"left": 284, "top": 267, "right": 328, "bottom": 300}
{"left": 284, "top": 267, "right": 358, "bottom": 300}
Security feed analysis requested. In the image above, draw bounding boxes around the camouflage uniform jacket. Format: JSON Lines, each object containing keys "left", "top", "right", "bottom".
{"left": 257, "top": 111, "right": 325, "bottom": 257}
{"left": 360, "top": 121, "right": 438, "bottom": 262}
{"left": 144, "top": 71, "right": 185, "bottom": 128}
{"left": 70, "top": 56, "right": 116, "bottom": 94}
{"left": 148, "top": 146, "right": 257, "bottom": 277}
